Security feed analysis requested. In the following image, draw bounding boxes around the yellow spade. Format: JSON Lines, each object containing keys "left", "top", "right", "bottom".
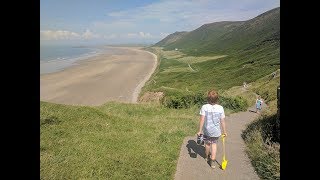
{"left": 221, "top": 134, "right": 228, "bottom": 170}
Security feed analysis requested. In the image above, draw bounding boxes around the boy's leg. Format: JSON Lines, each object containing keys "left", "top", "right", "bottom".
{"left": 205, "top": 143, "right": 210, "bottom": 160}
{"left": 210, "top": 139, "right": 218, "bottom": 168}
{"left": 210, "top": 143, "right": 217, "bottom": 160}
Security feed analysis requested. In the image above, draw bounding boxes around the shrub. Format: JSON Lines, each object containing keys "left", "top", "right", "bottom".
{"left": 219, "top": 96, "right": 249, "bottom": 112}
{"left": 162, "top": 93, "right": 248, "bottom": 113}
{"left": 162, "top": 93, "right": 205, "bottom": 109}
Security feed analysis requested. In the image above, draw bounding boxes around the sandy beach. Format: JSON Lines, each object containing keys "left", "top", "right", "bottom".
{"left": 40, "top": 46, "right": 157, "bottom": 106}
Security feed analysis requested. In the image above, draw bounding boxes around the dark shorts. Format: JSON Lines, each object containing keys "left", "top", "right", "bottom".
{"left": 204, "top": 136, "right": 219, "bottom": 144}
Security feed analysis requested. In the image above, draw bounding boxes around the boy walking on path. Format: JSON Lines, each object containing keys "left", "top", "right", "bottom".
{"left": 197, "top": 90, "right": 227, "bottom": 168}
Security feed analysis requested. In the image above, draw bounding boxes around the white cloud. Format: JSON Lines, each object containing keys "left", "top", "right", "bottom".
{"left": 40, "top": 30, "right": 80, "bottom": 40}
{"left": 82, "top": 29, "right": 100, "bottom": 39}
{"left": 139, "top": 32, "right": 152, "bottom": 38}
{"left": 40, "top": 29, "right": 100, "bottom": 40}
{"left": 125, "top": 32, "right": 153, "bottom": 39}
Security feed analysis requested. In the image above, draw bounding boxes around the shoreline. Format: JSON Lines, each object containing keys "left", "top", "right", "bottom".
{"left": 40, "top": 46, "right": 157, "bottom": 106}
{"left": 40, "top": 45, "right": 105, "bottom": 75}
{"left": 131, "top": 49, "right": 157, "bottom": 103}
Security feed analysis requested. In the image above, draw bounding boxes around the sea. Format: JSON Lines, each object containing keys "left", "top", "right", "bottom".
{"left": 40, "top": 44, "right": 106, "bottom": 75}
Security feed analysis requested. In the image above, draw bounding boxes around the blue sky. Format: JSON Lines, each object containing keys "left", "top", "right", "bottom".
{"left": 40, "top": 0, "right": 280, "bottom": 45}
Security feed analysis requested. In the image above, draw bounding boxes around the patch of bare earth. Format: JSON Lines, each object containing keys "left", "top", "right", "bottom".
{"left": 139, "top": 91, "right": 164, "bottom": 103}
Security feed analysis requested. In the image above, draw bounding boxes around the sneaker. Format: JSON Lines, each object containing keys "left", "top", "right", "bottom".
{"left": 210, "top": 159, "right": 216, "bottom": 169}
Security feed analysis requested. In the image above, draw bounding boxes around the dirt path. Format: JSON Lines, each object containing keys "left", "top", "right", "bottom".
{"left": 174, "top": 104, "right": 267, "bottom": 180}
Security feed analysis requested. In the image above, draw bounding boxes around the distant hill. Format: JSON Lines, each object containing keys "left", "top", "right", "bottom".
{"left": 154, "top": 7, "right": 280, "bottom": 56}
{"left": 144, "top": 7, "right": 280, "bottom": 100}
{"left": 154, "top": 31, "right": 188, "bottom": 47}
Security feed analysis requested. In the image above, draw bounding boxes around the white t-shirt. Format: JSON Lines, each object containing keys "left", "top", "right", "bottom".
{"left": 199, "top": 103, "right": 225, "bottom": 137}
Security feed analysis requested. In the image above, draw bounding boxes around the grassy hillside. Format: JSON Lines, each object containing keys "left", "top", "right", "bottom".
{"left": 40, "top": 72, "right": 280, "bottom": 179}
{"left": 40, "top": 71, "right": 280, "bottom": 179}
{"left": 143, "top": 7, "right": 279, "bottom": 109}
{"left": 141, "top": 45, "right": 279, "bottom": 101}
{"left": 162, "top": 21, "right": 244, "bottom": 54}
{"left": 221, "top": 69, "right": 280, "bottom": 110}
{"left": 154, "top": 31, "right": 188, "bottom": 47}
{"left": 41, "top": 101, "right": 198, "bottom": 179}
{"left": 158, "top": 7, "right": 279, "bottom": 56}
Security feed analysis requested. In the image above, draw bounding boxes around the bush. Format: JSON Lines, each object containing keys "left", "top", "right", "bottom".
{"left": 162, "top": 93, "right": 248, "bottom": 113}
{"left": 162, "top": 93, "right": 205, "bottom": 109}
{"left": 219, "top": 96, "right": 249, "bottom": 112}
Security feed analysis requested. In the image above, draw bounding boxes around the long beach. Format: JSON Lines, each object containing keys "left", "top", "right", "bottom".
{"left": 40, "top": 46, "right": 157, "bottom": 106}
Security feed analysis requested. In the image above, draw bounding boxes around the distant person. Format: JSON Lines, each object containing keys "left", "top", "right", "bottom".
{"left": 197, "top": 89, "right": 227, "bottom": 169}
{"left": 255, "top": 96, "right": 263, "bottom": 113}
{"left": 271, "top": 72, "right": 276, "bottom": 79}
{"left": 243, "top": 82, "right": 247, "bottom": 88}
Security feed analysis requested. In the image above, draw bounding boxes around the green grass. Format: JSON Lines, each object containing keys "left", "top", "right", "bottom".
{"left": 41, "top": 101, "right": 199, "bottom": 179}
{"left": 242, "top": 113, "right": 280, "bottom": 180}
{"left": 221, "top": 69, "right": 280, "bottom": 110}
{"left": 160, "top": 49, "right": 227, "bottom": 64}
{"left": 141, "top": 45, "right": 278, "bottom": 114}
{"left": 250, "top": 69, "right": 280, "bottom": 103}
{"left": 143, "top": 45, "right": 279, "bottom": 94}
{"left": 161, "top": 66, "right": 195, "bottom": 73}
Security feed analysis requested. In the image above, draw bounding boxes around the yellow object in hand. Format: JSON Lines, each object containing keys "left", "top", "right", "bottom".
{"left": 221, "top": 135, "right": 228, "bottom": 170}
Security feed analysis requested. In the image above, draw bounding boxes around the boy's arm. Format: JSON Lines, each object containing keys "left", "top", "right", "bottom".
{"left": 220, "top": 117, "right": 227, "bottom": 136}
{"left": 197, "top": 115, "right": 205, "bottom": 135}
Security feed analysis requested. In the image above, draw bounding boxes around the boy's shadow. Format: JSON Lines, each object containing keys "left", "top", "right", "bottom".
{"left": 186, "top": 139, "right": 206, "bottom": 158}
{"left": 186, "top": 139, "right": 224, "bottom": 169}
